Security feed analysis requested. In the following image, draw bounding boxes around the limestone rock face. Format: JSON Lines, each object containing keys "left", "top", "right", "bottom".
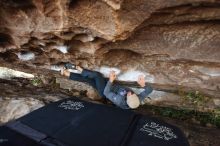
{"left": 105, "top": 23, "right": 220, "bottom": 62}
{"left": 0, "top": 0, "right": 66, "bottom": 48}
{"left": 0, "top": 0, "right": 220, "bottom": 98}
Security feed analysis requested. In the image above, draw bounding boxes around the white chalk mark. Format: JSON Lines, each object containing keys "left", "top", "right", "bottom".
{"left": 98, "top": 66, "right": 155, "bottom": 83}
{"left": 55, "top": 46, "right": 68, "bottom": 54}
{"left": 17, "top": 52, "right": 35, "bottom": 61}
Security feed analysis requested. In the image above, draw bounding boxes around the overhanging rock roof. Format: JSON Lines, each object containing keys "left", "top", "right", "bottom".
{"left": 0, "top": 97, "right": 189, "bottom": 146}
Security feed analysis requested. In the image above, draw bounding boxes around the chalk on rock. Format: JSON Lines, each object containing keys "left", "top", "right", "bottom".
{"left": 55, "top": 46, "right": 68, "bottom": 54}
{"left": 98, "top": 66, "right": 121, "bottom": 77}
{"left": 17, "top": 52, "right": 35, "bottom": 61}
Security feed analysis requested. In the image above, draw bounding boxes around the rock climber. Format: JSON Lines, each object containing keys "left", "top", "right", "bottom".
{"left": 60, "top": 63, "right": 153, "bottom": 109}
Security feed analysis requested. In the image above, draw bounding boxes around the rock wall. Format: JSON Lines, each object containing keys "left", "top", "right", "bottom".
{"left": 0, "top": 0, "right": 220, "bottom": 98}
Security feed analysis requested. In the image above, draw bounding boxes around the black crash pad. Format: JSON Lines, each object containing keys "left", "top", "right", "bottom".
{"left": 0, "top": 97, "right": 189, "bottom": 146}
{"left": 19, "top": 98, "right": 136, "bottom": 146}
{"left": 126, "top": 116, "right": 189, "bottom": 146}
{"left": 0, "top": 126, "right": 41, "bottom": 146}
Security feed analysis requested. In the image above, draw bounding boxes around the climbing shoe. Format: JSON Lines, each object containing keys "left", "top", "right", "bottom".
{"left": 64, "top": 62, "right": 76, "bottom": 70}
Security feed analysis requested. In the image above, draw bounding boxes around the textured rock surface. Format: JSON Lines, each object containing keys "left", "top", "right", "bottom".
{"left": 0, "top": 97, "right": 44, "bottom": 124}
{"left": 56, "top": 77, "right": 102, "bottom": 100}
{"left": 104, "top": 23, "right": 220, "bottom": 62}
